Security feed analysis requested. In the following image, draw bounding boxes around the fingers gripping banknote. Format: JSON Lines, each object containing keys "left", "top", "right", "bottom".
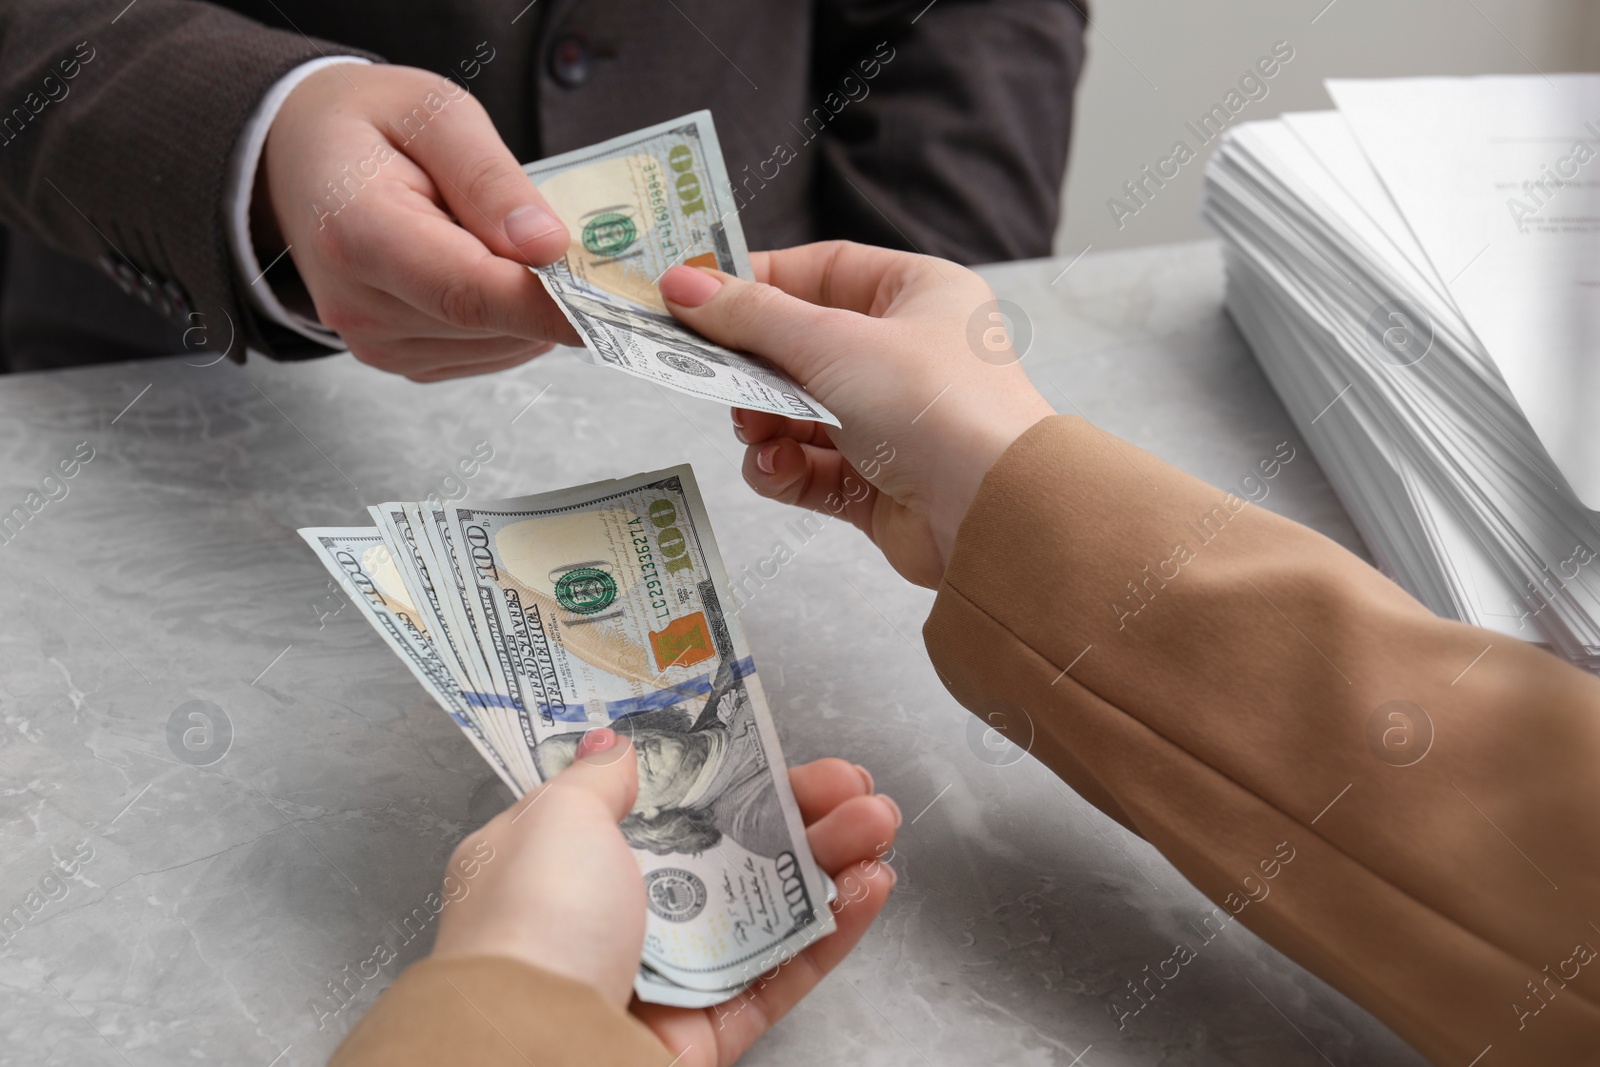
{"left": 299, "top": 466, "right": 835, "bottom": 1005}
{"left": 524, "top": 112, "right": 840, "bottom": 427}
{"left": 444, "top": 467, "right": 836, "bottom": 993}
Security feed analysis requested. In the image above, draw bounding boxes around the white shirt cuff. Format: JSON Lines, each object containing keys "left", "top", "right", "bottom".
{"left": 226, "top": 56, "right": 373, "bottom": 350}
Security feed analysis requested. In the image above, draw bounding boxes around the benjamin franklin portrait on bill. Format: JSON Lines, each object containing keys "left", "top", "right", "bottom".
{"left": 531, "top": 681, "right": 790, "bottom": 859}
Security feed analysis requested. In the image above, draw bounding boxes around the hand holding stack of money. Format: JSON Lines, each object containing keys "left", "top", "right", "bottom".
{"left": 300, "top": 467, "right": 836, "bottom": 1007}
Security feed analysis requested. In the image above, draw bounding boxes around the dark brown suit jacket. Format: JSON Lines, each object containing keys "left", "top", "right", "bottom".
{"left": 0, "top": 0, "right": 1085, "bottom": 371}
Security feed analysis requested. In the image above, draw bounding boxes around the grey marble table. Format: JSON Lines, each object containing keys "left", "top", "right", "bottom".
{"left": 0, "top": 241, "right": 1425, "bottom": 1067}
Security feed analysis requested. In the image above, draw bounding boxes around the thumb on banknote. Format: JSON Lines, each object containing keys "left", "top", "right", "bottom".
{"left": 547, "top": 727, "right": 640, "bottom": 819}
{"left": 659, "top": 264, "right": 850, "bottom": 389}
{"left": 431, "top": 727, "right": 647, "bottom": 1006}
{"left": 396, "top": 88, "right": 571, "bottom": 269}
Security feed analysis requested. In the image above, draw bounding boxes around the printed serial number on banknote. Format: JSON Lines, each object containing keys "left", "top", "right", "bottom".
{"left": 524, "top": 112, "right": 840, "bottom": 427}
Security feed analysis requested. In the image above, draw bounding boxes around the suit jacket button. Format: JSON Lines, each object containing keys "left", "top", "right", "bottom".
{"left": 101, "top": 253, "right": 135, "bottom": 297}
{"left": 549, "top": 32, "right": 592, "bottom": 88}
{"left": 147, "top": 278, "right": 173, "bottom": 320}
{"left": 114, "top": 262, "right": 142, "bottom": 299}
{"left": 162, "top": 280, "right": 191, "bottom": 322}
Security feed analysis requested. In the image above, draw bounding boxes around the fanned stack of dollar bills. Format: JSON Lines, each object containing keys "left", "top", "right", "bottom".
{"left": 522, "top": 111, "right": 838, "bottom": 428}
{"left": 300, "top": 466, "right": 836, "bottom": 1006}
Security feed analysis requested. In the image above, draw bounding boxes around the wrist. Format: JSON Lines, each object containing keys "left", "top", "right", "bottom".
{"left": 925, "top": 403, "right": 1053, "bottom": 565}
{"left": 229, "top": 56, "right": 370, "bottom": 345}
{"left": 249, "top": 159, "right": 287, "bottom": 263}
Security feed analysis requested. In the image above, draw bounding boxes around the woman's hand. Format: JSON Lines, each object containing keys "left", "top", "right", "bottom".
{"left": 263, "top": 63, "right": 580, "bottom": 381}
{"left": 660, "top": 241, "right": 1055, "bottom": 587}
{"left": 432, "top": 729, "right": 900, "bottom": 1066}
{"left": 432, "top": 727, "right": 646, "bottom": 1003}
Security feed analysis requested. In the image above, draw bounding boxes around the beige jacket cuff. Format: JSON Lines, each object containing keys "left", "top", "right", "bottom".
{"left": 330, "top": 955, "right": 677, "bottom": 1067}
{"left": 924, "top": 415, "right": 1600, "bottom": 1066}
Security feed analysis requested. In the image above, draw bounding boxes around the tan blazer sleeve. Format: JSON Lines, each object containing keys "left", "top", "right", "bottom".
{"left": 329, "top": 956, "right": 676, "bottom": 1067}
{"left": 924, "top": 416, "right": 1600, "bottom": 1066}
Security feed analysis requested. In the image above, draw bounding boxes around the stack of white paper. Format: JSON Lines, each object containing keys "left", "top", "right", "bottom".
{"left": 1202, "top": 76, "right": 1600, "bottom": 666}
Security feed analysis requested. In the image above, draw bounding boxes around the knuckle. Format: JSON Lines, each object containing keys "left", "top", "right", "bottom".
{"left": 435, "top": 271, "right": 490, "bottom": 329}
{"left": 455, "top": 150, "right": 511, "bottom": 207}
{"left": 346, "top": 343, "right": 388, "bottom": 369}
{"left": 446, "top": 86, "right": 491, "bottom": 124}
{"left": 778, "top": 467, "right": 813, "bottom": 508}
{"left": 742, "top": 448, "right": 787, "bottom": 498}
{"left": 315, "top": 300, "right": 367, "bottom": 335}
{"left": 499, "top": 341, "right": 551, "bottom": 368}
{"left": 726, "top": 283, "right": 780, "bottom": 336}
{"left": 310, "top": 218, "right": 358, "bottom": 273}
{"left": 539, "top": 777, "right": 603, "bottom": 813}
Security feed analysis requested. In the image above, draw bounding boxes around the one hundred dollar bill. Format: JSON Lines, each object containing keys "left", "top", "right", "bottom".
{"left": 524, "top": 112, "right": 840, "bottom": 427}
{"left": 443, "top": 466, "right": 836, "bottom": 993}
{"left": 368, "top": 503, "right": 536, "bottom": 789}
{"left": 298, "top": 528, "right": 519, "bottom": 793}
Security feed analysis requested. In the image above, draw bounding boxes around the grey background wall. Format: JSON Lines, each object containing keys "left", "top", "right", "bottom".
{"left": 1054, "top": 0, "right": 1600, "bottom": 255}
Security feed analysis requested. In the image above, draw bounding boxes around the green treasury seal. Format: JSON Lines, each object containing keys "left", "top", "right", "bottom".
{"left": 582, "top": 212, "right": 637, "bottom": 257}
{"left": 554, "top": 567, "right": 618, "bottom": 614}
